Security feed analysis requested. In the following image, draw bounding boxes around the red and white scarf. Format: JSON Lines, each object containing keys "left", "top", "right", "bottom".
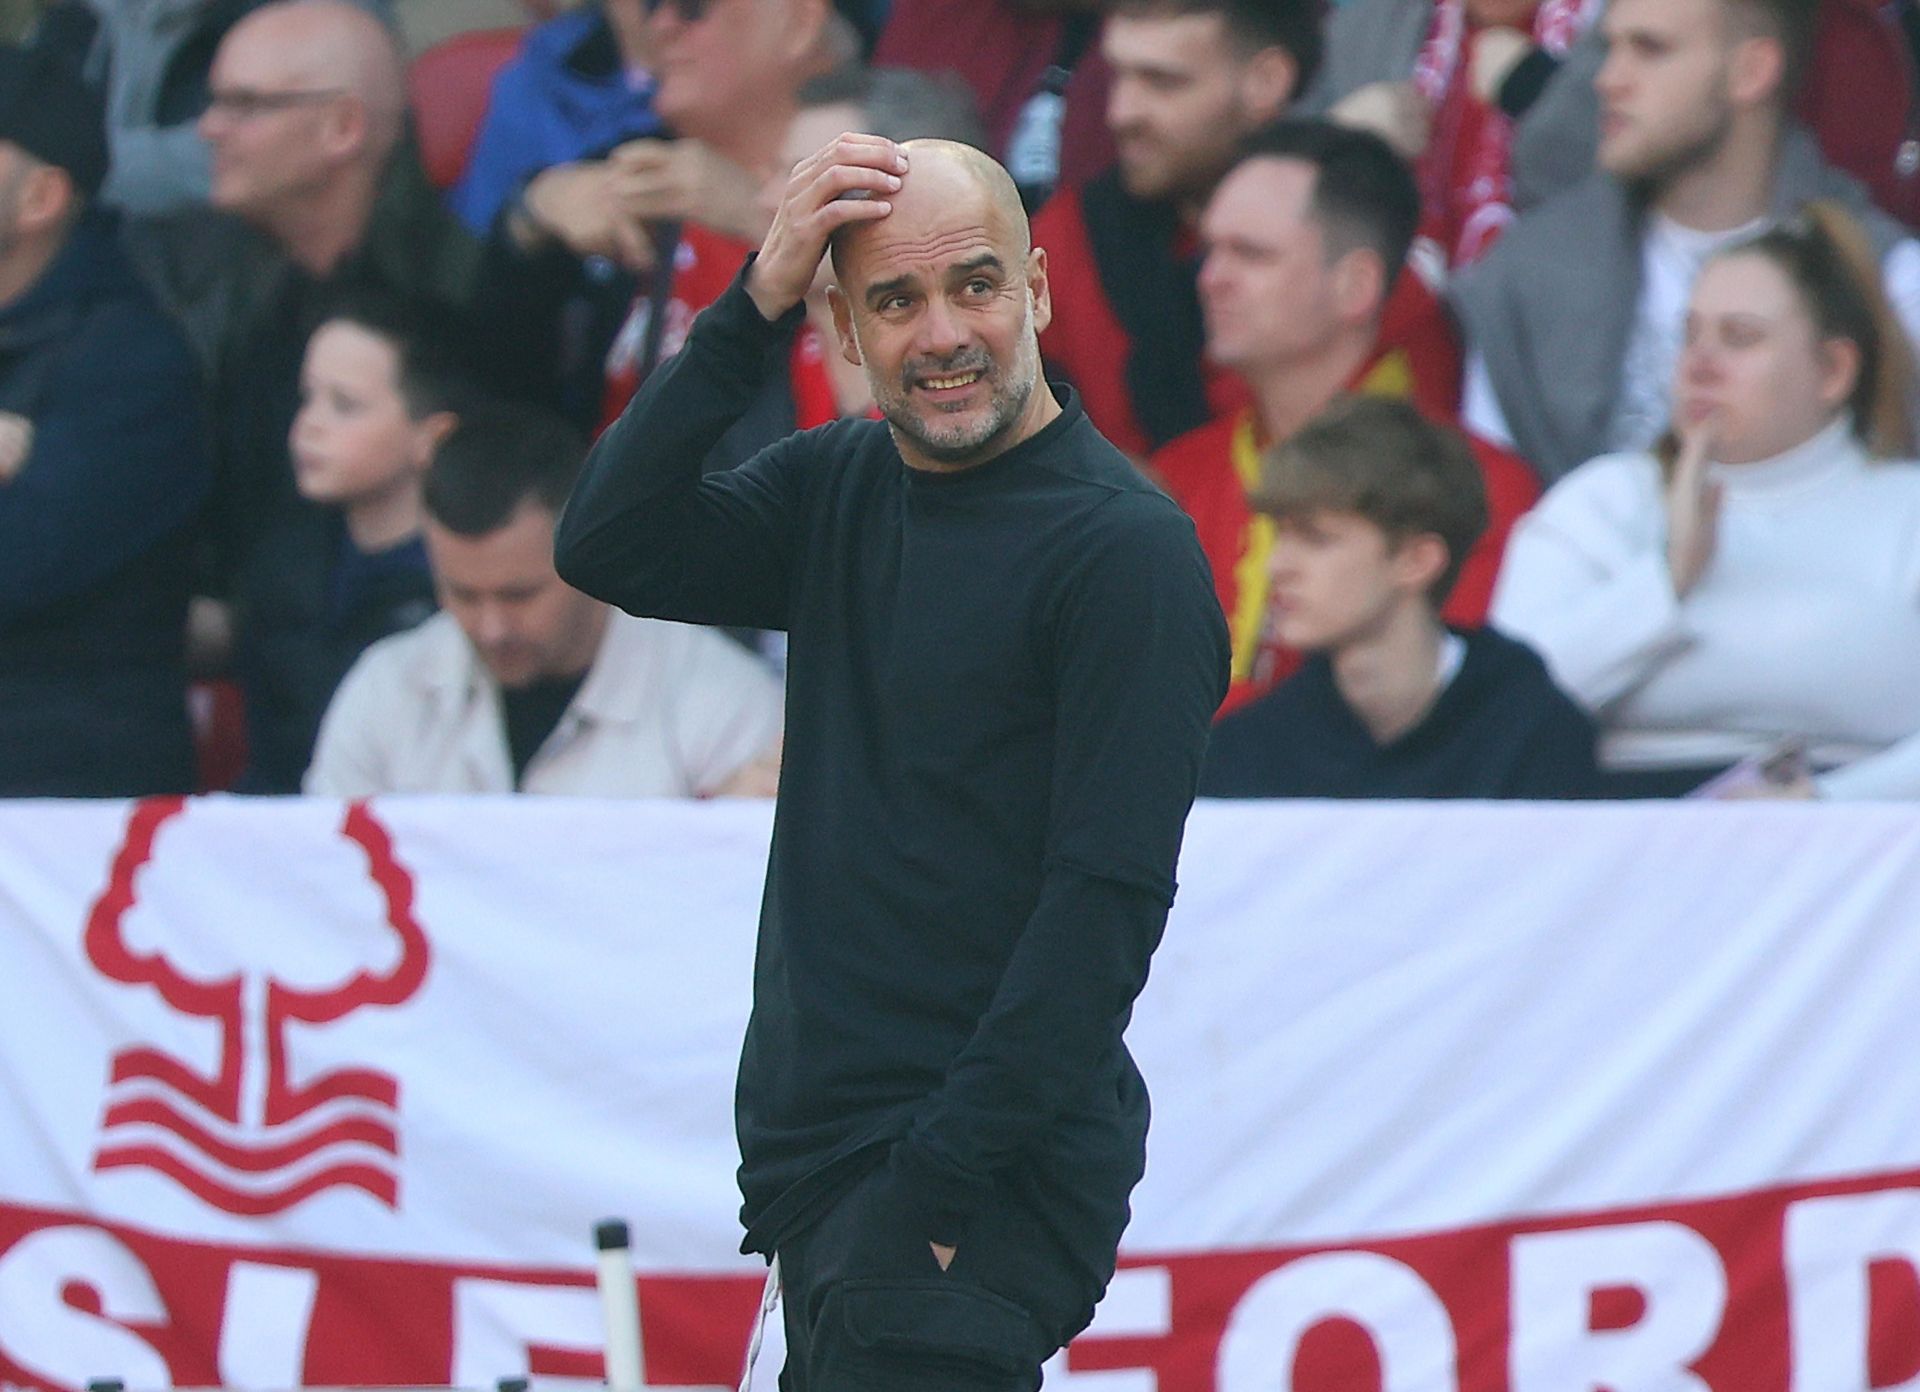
{"left": 1411, "top": 0, "right": 1597, "bottom": 266}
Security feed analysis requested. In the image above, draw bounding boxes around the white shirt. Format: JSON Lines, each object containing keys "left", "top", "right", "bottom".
{"left": 1462, "top": 226, "right": 1920, "bottom": 454}
{"left": 304, "top": 610, "right": 784, "bottom": 797}
{"left": 1607, "top": 214, "right": 1768, "bottom": 453}
{"left": 1489, "top": 419, "right": 1920, "bottom": 797}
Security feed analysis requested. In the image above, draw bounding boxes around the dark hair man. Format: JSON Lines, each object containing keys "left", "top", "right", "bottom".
{"left": 1153, "top": 118, "right": 1540, "bottom": 714}
{"left": 555, "top": 136, "right": 1227, "bottom": 1388}
{"left": 1030, "top": 0, "right": 1317, "bottom": 457}
{"left": 307, "top": 399, "right": 782, "bottom": 796}
{"left": 0, "top": 45, "right": 212, "bottom": 796}
{"left": 1199, "top": 395, "right": 1598, "bottom": 799}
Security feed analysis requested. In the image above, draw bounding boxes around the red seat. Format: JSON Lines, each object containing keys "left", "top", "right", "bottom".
{"left": 189, "top": 678, "right": 249, "bottom": 793}
{"left": 407, "top": 26, "right": 527, "bottom": 191}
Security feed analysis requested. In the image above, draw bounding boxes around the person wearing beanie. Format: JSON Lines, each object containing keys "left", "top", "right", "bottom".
{"left": 0, "top": 44, "right": 214, "bottom": 795}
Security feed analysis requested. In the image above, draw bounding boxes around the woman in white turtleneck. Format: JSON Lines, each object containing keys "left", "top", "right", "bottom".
{"left": 1491, "top": 205, "right": 1920, "bottom": 798}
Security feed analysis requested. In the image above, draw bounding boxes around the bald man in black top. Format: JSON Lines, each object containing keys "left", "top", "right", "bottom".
{"left": 557, "top": 138, "right": 1226, "bottom": 1391}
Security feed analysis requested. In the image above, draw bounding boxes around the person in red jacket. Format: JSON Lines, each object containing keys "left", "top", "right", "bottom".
{"left": 1030, "top": 0, "right": 1313, "bottom": 459}
{"left": 1153, "top": 119, "right": 1539, "bottom": 714}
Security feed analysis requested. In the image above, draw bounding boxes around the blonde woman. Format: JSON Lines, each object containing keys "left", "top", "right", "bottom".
{"left": 1492, "top": 203, "right": 1920, "bottom": 797}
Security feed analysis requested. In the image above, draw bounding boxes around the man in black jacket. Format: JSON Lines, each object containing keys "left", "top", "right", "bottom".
{"left": 121, "top": 1, "right": 492, "bottom": 791}
{"left": 0, "top": 45, "right": 211, "bottom": 796}
{"left": 556, "top": 136, "right": 1227, "bottom": 1390}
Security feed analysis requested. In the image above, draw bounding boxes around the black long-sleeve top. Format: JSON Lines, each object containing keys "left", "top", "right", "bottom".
{"left": 555, "top": 268, "right": 1228, "bottom": 1272}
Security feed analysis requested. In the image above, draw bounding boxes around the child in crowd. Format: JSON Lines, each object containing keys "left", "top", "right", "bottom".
{"left": 1200, "top": 395, "right": 1597, "bottom": 799}
{"left": 292, "top": 304, "right": 457, "bottom": 558}
{"left": 238, "top": 291, "right": 467, "bottom": 792}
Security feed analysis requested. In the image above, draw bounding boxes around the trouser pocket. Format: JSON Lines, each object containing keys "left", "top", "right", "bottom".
{"left": 815, "top": 1276, "right": 1046, "bottom": 1391}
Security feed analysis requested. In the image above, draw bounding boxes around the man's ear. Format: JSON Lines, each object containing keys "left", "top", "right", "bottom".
{"left": 1240, "top": 46, "right": 1300, "bottom": 124}
{"left": 1330, "top": 246, "right": 1388, "bottom": 328}
{"left": 410, "top": 409, "right": 461, "bottom": 469}
{"left": 1727, "top": 33, "right": 1786, "bottom": 109}
{"left": 1392, "top": 531, "right": 1450, "bottom": 596}
{"left": 1027, "top": 245, "right": 1053, "bottom": 337}
{"left": 14, "top": 163, "right": 73, "bottom": 237}
{"left": 826, "top": 283, "right": 864, "bottom": 367}
{"left": 781, "top": 0, "right": 831, "bottom": 66}
{"left": 319, "top": 95, "right": 370, "bottom": 162}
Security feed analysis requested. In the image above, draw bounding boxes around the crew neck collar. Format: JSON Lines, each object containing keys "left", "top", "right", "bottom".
{"left": 901, "top": 384, "right": 1080, "bottom": 489}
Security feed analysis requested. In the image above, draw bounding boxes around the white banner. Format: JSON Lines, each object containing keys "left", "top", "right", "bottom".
{"left": 1, "top": 796, "right": 1917, "bottom": 1390}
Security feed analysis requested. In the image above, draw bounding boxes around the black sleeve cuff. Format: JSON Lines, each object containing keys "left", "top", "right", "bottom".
{"left": 700, "top": 254, "right": 811, "bottom": 345}
{"left": 1498, "top": 48, "right": 1561, "bottom": 119}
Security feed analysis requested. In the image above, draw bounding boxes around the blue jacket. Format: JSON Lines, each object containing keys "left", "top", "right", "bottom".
{"left": 449, "top": 6, "right": 664, "bottom": 234}
{"left": 0, "top": 210, "right": 212, "bottom": 795}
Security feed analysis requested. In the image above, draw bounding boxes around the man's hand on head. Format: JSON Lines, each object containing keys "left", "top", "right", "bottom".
{"left": 745, "top": 134, "right": 908, "bottom": 324}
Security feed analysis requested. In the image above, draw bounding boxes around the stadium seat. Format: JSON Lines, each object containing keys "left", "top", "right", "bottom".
{"left": 407, "top": 26, "right": 526, "bottom": 191}
{"left": 188, "top": 679, "right": 249, "bottom": 793}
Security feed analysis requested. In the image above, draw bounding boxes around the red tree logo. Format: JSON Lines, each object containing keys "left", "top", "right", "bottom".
{"left": 82, "top": 797, "right": 431, "bottom": 1215}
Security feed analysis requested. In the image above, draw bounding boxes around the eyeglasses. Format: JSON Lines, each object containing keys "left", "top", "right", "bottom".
{"left": 204, "top": 87, "right": 347, "bottom": 120}
{"left": 641, "top": 0, "right": 716, "bottom": 22}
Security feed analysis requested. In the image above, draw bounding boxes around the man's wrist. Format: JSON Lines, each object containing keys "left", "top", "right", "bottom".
{"left": 743, "top": 259, "right": 799, "bottom": 324}
{"left": 1497, "top": 47, "right": 1560, "bottom": 118}
{"left": 888, "top": 1138, "right": 984, "bottom": 1247}
{"left": 504, "top": 176, "right": 558, "bottom": 252}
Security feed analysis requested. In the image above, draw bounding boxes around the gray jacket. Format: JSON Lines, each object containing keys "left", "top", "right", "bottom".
{"left": 1450, "top": 126, "right": 1904, "bottom": 482}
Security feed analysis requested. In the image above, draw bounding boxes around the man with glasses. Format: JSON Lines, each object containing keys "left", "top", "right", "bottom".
{"left": 25, "top": 0, "right": 393, "bottom": 213}
{"left": 121, "top": 0, "right": 488, "bottom": 790}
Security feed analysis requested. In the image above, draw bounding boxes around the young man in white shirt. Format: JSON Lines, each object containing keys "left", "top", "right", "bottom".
{"left": 304, "top": 400, "right": 783, "bottom": 796}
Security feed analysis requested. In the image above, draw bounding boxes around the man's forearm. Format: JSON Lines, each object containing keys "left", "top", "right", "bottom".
{"left": 553, "top": 264, "right": 803, "bottom": 614}
{"left": 890, "top": 867, "right": 1170, "bottom": 1243}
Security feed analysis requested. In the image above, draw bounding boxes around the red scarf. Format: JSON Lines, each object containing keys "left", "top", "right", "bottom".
{"left": 1411, "top": 0, "right": 1595, "bottom": 266}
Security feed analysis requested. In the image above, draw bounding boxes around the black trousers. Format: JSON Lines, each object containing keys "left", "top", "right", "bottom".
{"left": 774, "top": 1161, "right": 1101, "bottom": 1392}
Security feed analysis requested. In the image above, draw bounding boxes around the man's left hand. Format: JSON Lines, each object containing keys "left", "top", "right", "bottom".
{"left": 607, "top": 138, "right": 774, "bottom": 245}
{"left": 1328, "top": 80, "right": 1432, "bottom": 161}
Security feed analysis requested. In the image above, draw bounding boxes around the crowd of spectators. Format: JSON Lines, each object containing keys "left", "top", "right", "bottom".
{"left": 2, "top": 0, "right": 1918, "bottom": 803}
